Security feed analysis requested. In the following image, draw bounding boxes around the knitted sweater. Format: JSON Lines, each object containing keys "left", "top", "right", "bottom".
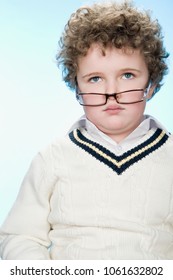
{"left": 0, "top": 123, "right": 173, "bottom": 259}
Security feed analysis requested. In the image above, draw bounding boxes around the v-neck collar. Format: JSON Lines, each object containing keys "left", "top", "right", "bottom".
{"left": 68, "top": 114, "right": 169, "bottom": 155}
{"left": 69, "top": 128, "right": 169, "bottom": 175}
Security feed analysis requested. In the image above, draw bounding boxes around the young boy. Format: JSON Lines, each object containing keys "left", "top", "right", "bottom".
{"left": 0, "top": 1, "right": 172, "bottom": 260}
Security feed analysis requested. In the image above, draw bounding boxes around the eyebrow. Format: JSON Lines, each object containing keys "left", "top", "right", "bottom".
{"left": 120, "top": 68, "right": 142, "bottom": 73}
{"left": 82, "top": 72, "right": 103, "bottom": 79}
{"left": 82, "top": 68, "right": 142, "bottom": 78}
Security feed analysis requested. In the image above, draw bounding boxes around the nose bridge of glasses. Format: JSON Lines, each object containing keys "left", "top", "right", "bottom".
{"left": 106, "top": 92, "right": 119, "bottom": 102}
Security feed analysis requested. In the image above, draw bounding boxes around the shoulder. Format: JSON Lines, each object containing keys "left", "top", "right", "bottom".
{"left": 162, "top": 132, "right": 173, "bottom": 160}
{"left": 38, "top": 133, "right": 77, "bottom": 165}
{"left": 169, "top": 133, "right": 173, "bottom": 140}
{"left": 165, "top": 130, "right": 173, "bottom": 141}
{"left": 168, "top": 133, "right": 173, "bottom": 145}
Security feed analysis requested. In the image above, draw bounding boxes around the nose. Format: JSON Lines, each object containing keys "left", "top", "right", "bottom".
{"left": 105, "top": 80, "right": 118, "bottom": 94}
{"left": 107, "top": 94, "right": 117, "bottom": 101}
{"left": 105, "top": 93, "right": 119, "bottom": 104}
{"left": 105, "top": 80, "right": 119, "bottom": 104}
{"left": 105, "top": 77, "right": 120, "bottom": 92}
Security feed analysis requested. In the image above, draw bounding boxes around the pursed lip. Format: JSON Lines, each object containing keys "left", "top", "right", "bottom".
{"left": 104, "top": 105, "right": 124, "bottom": 111}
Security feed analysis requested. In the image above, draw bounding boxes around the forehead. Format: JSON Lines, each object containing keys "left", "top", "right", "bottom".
{"left": 77, "top": 44, "right": 147, "bottom": 73}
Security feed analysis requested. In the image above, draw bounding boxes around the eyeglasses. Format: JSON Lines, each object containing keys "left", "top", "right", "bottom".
{"left": 76, "top": 87, "right": 150, "bottom": 106}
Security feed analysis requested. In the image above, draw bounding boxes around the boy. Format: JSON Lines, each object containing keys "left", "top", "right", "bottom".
{"left": 0, "top": 1, "right": 172, "bottom": 259}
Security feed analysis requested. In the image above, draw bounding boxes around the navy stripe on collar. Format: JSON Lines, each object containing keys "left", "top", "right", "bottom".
{"left": 69, "top": 128, "right": 169, "bottom": 175}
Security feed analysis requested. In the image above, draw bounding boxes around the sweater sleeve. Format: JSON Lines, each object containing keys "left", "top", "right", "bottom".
{"left": 0, "top": 147, "right": 56, "bottom": 260}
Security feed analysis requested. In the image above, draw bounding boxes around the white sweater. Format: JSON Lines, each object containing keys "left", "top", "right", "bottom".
{"left": 0, "top": 117, "right": 173, "bottom": 259}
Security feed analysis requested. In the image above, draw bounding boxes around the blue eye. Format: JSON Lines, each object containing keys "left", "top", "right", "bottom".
{"left": 89, "top": 76, "right": 101, "bottom": 83}
{"left": 123, "top": 73, "right": 134, "bottom": 79}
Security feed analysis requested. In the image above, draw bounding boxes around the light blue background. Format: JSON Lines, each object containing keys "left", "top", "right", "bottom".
{"left": 0, "top": 0, "right": 172, "bottom": 224}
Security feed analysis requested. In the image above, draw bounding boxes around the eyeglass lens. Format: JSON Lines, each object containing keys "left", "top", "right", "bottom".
{"left": 78, "top": 89, "right": 145, "bottom": 106}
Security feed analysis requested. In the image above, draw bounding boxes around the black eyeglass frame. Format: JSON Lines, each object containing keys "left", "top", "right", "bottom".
{"left": 76, "top": 88, "right": 149, "bottom": 106}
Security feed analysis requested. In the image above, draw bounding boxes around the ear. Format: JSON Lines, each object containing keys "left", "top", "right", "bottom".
{"left": 147, "top": 83, "right": 157, "bottom": 101}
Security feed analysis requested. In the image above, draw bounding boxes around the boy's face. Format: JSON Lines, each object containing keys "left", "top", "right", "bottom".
{"left": 76, "top": 44, "right": 153, "bottom": 142}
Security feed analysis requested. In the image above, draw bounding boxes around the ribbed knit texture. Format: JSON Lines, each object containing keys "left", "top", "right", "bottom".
{"left": 0, "top": 127, "right": 173, "bottom": 259}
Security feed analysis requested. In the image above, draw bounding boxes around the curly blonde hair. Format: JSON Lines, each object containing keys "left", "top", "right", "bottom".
{"left": 56, "top": 0, "right": 169, "bottom": 93}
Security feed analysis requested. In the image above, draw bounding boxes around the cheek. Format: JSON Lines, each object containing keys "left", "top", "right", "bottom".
{"left": 83, "top": 107, "right": 101, "bottom": 121}
{"left": 128, "top": 102, "right": 146, "bottom": 119}
{"left": 83, "top": 102, "right": 147, "bottom": 124}
{"left": 83, "top": 107, "right": 92, "bottom": 116}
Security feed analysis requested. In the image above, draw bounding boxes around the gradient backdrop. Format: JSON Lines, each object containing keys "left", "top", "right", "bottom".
{"left": 0, "top": 0, "right": 173, "bottom": 224}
